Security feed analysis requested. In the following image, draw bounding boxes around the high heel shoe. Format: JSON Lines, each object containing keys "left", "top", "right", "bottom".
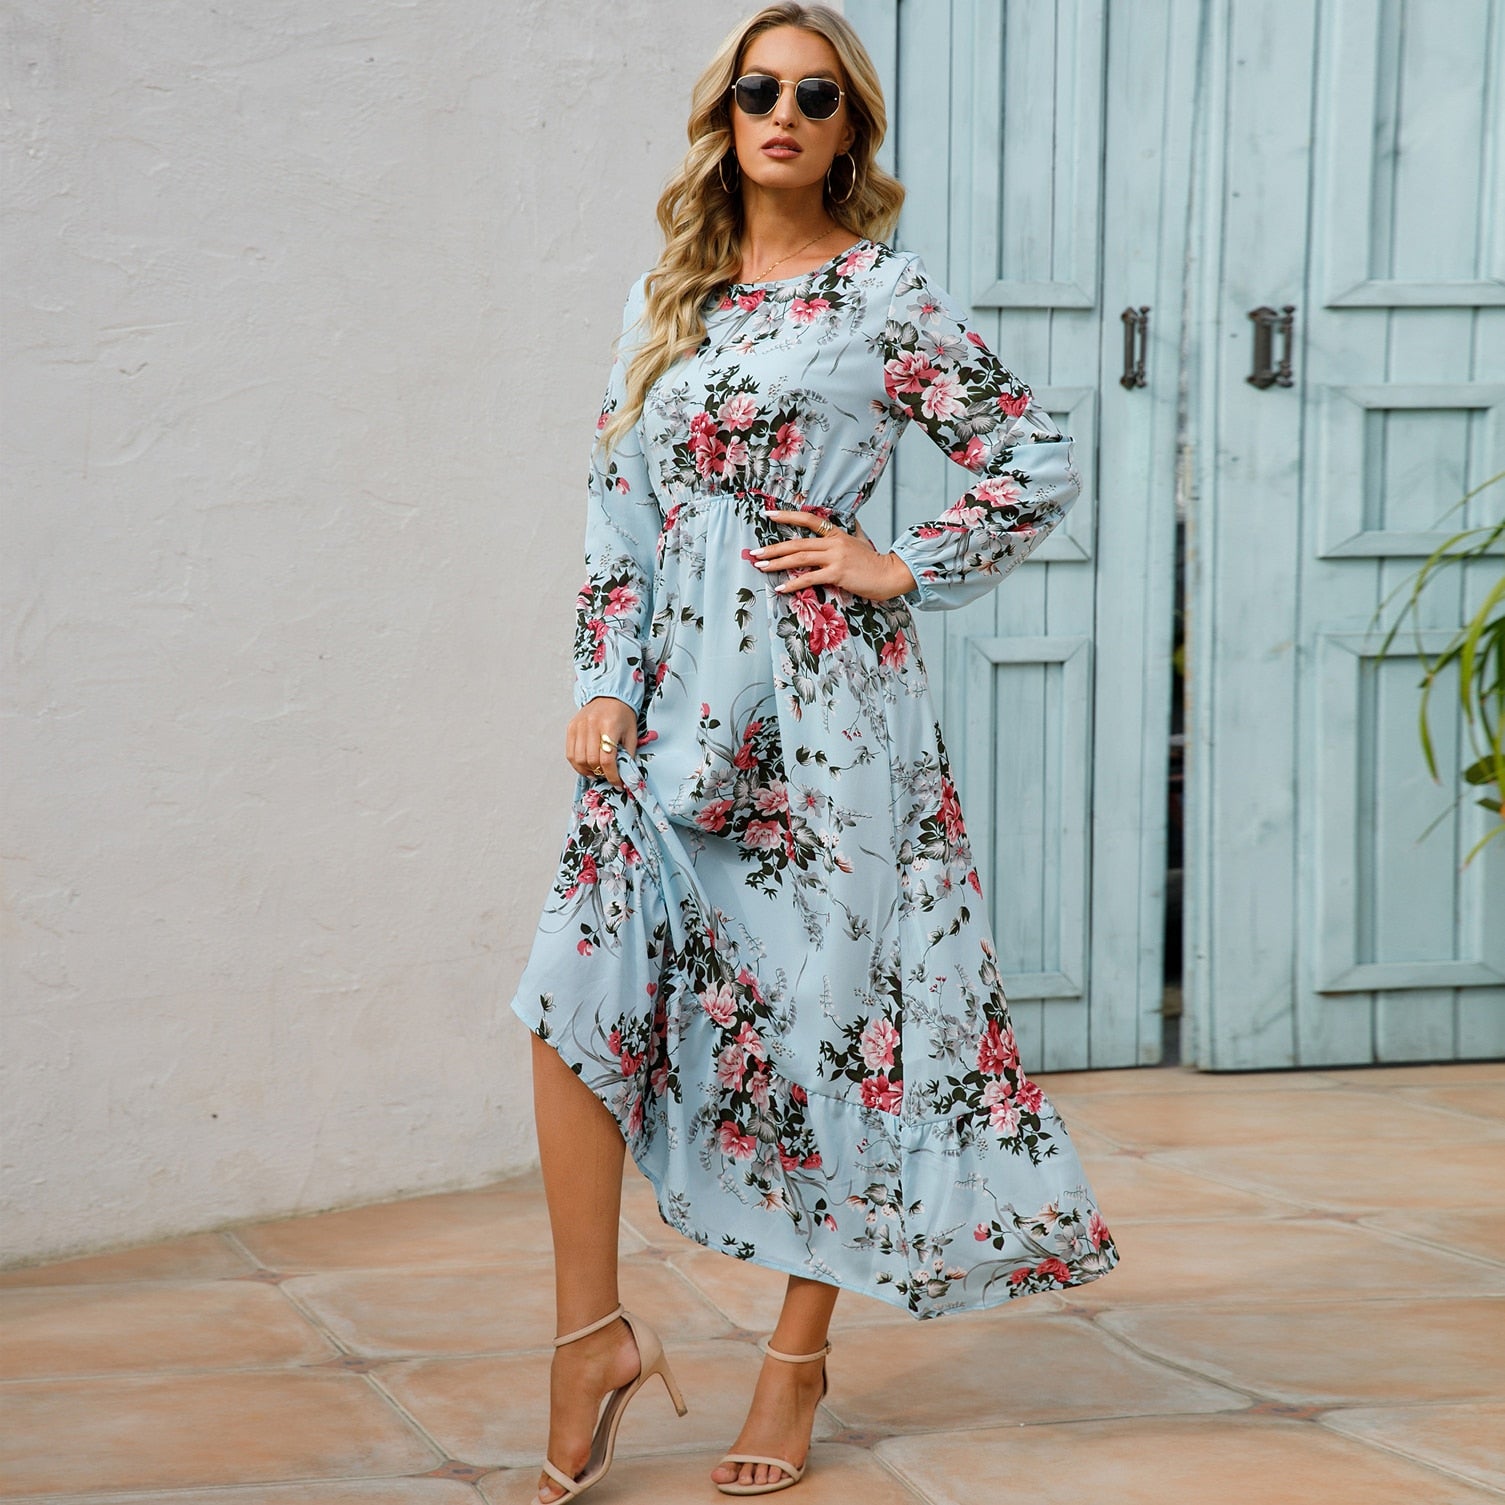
{"left": 534, "top": 1302, "right": 688, "bottom": 1503}
{"left": 713, "top": 1335, "right": 831, "bottom": 1496}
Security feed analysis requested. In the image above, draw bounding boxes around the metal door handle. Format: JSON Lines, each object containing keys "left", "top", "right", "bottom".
{"left": 1120, "top": 305, "right": 1149, "bottom": 388}
{"left": 1247, "top": 304, "right": 1295, "bottom": 388}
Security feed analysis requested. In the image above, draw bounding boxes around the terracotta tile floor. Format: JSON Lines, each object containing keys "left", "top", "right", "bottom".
{"left": 3, "top": 1061, "right": 1503, "bottom": 1504}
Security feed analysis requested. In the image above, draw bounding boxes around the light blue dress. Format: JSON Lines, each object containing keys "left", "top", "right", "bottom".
{"left": 511, "top": 238, "right": 1119, "bottom": 1318}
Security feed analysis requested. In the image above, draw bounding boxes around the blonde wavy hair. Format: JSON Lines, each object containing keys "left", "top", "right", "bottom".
{"left": 599, "top": 2, "right": 905, "bottom": 455}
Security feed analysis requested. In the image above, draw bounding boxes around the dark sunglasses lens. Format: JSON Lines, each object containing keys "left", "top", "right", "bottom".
{"left": 733, "top": 75, "right": 780, "bottom": 114}
{"left": 796, "top": 78, "right": 841, "bottom": 119}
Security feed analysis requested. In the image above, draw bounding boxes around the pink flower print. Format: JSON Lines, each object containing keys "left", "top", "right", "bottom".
{"left": 742, "top": 819, "right": 783, "bottom": 851}
{"left": 788, "top": 295, "right": 830, "bottom": 324}
{"left": 966, "top": 329, "right": 987, "bottom": 347}
{"left": 716, "top": 1042, "right": 746, "bottom": 1090}
{"left": 736, "top": 965, "right": 765, "bottom": 1002}
{"left": 973, "top": 1222, "right": 991, "bottom": 1241}
{"left": 587, "top": 618, "right": 607, "bottom": 665}
{"left": 718, "top": 392, "right": 759, "bottom": 431}
{"left": 966, "top": 867, "right": 983, "bottom": 895}
{"left": 790, "top": 591, "right": 848, "bottom": 656}
{"left": 859, "top": 1072, "right": 902, "bottom": 1114}
{"left": 736, "top": 288, "right": 767, "bottom": 311}
{"left": 977, "top": 1019, "right": 1020, "bottom": 1075}
{"left": 837, "top": 244, "right": 877, "bottom": 277}
{"left": 883, "top": 351, "right": 939, "bottom": 399}
{"left": 695, "top": 798, "right": 733, "bottom": 833}
{"left": 700, "top": 702, "right": 711, "bottom": 718}
{"left": 790, "top": 1082, "right": 808, "bottom": 1104}
{"left": 921, "top": 372, "right": 966, "bottom": 422}
{"left": 801, "top": 1151, "right": 822, "bottom": 1169}
{"left": 577, "top": 853, "right": 598, "bottom": 886}
{"left": 689, "top": 410, "right": 717, "bottom": 445}
{"left": 724, "top": 438, "right": 750, "bottom": 470}
{"left": 778, "top": 1145, "right": 801, "bottom": 1170}
{"left": 717, "top": 1119, "right": 756, "bottom": 1160}
{"left": 619, "top": 840, "right": 639, "bottom": 865}
{"left": 822, "top": 1212, "right": 838, "bottom": 1231}
{"left": 951, "top": 435, "right": 987, "bottom": 470}
{"left": 699, "top": 982, "right": 736, "bottom": 1026}
{"left": 577, "top": 938, "right": 593, "bottom": 955}
{"left": 859, "top": 1017, "right": 899, "bottom": 1072}
{"left": 694, "top": 435, "right": 728, "bottom": 478}
{"left": 939, "top": 502, "right": 987, "bottom": 528}
{"left": 626, "top": 1094, "right": 644, "bottom": 1138}
{"left": 753, "top": 782, "right": 788, "bottom": 815}
{"left": 1089, "top": 1210, "right": 1110, "bottom": 1250}
{"left": 878, "top": 631, "right": 908, "bottom": 670}
{"left": 1035, "top": 1257, "right": 1072, "bottom": 1284}
{"left": 981, "top": 1078, "right": 1012, "bottom": 1109}
{"left": 607, "top": 1027, "right": 622, "bottom": 1056}
{"left": 938, "top": 776, "right": 966, "bottom": 844}
{"left": 735, "top": 1020, "right": 767, "bottom": 1062}
{"left": 614, "top": 476, "right": 631, "bottom": 493}
{"left": 604, "top": 585, "right": 639, "bottom": 617}
{"left": 998, "top": 388, "right": 1032, "bottom": 417}
{"left": 619, "top": 1046, "right": 642, "bottom": 1076}
{"left": 770, "top": 421, "right": 804, "bottom": 462}
{"left": 733, "top": 720, "right": 762, "bottom": 769}
{"left": 974, "top": 474, "right": 1022, "bottom": 507}
{"left": 989, "top": 1099, "right": 1022, "bottom": 1135}
{"left": 748, "top": 1069, "right": 771, "bottom": 1108}
{"left": 1015, "top": 1076, "right": 1044, "bottom": 1114}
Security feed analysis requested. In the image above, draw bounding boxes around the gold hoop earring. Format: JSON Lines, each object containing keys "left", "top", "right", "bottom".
{"left": 826, "top": 151, "right": 856, "bottom": 205}
{"left": 718, "top": 153, "right": 741, "bottom": 195}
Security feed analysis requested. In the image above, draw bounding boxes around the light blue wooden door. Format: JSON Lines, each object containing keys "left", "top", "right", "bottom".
{"left": 1186, "top": 0, "right": 1505, "bottom": 1066}
{"left": 847, "top": 0, "right": 1201, "bottom": 1068}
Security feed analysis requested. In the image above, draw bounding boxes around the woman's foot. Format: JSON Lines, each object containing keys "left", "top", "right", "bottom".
{"left": 710, "top": 1342, "right": 828, "bottom": 1490}
{"left": 536, "top": 1314, "right": 642, "bottom": 1503}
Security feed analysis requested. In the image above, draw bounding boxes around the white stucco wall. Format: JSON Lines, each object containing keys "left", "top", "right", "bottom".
{"left": 1, "top": 0, "right": 769, "bottom": 1264}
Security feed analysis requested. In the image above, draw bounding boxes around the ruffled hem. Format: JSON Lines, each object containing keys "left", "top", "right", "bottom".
{"left": 508, "top": 983, "right": 1120, "bottom": 1321}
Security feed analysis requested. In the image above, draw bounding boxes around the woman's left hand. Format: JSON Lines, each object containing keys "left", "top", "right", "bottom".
{"left": 752, "top": 511, "right": 918, "bottom": 602}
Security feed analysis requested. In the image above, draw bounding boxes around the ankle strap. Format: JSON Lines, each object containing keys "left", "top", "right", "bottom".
{"left": 760, "top": 1337, "right": 832, "bottom": 1363}
{"left": 553, "top": 1303, "right": 625, "bottom": 1347}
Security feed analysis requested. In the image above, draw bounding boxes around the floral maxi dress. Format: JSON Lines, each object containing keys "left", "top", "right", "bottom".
{"left": 510, "top": 238, "right": 1120, "bottom": 1319}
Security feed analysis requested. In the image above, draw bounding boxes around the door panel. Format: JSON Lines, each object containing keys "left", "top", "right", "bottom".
{"left": 1189, "top": 0, "right": 1505, "bottom": 1068}
{"left": 847, "top": 0, "right": 1198, "bottom": 1068}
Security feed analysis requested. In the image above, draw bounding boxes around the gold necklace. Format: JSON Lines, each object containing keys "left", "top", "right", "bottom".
{"left": 744, "top": 225, "right": 838, "bottom": 284}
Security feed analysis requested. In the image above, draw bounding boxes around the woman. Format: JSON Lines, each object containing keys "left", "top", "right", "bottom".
{"left": 511, "top": 5, "right": 1120, "bottom": 1499}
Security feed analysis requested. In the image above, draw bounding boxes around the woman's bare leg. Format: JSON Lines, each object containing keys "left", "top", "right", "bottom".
{"left": 530, "top": 1031, "right": 642, "bottom": 1504}
{"left": 710, "top": 1274, "right": 839, "bottom": 1490}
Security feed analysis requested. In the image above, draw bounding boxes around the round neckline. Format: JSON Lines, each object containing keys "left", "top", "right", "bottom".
{"left": 725, "top": 236, "right": 873, "bottom": 292}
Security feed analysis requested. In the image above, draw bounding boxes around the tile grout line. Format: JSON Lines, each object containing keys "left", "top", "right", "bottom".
{"left": 1310, "top": 1410, "right": 1505, "bottom": 1500}
{"left": 223, "top": 1227, "right": 467, "bottom": 1483}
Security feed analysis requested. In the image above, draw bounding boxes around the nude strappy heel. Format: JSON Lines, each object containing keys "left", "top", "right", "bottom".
{"left": 714, "top": 1336, "right": 832, "bottom": 1496}
{"left": 534, "top": 1302, "right": 688, "bottom": 1503}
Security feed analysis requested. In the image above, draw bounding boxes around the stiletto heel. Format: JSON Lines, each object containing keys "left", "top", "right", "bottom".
{"left": 714, "top": 1336, "right": 832, "bottom": 1496}
{"left": 534, "top": 1303, "right": 689, "bottom": 1502}
{"left": 657, "top": 1356, "right": 689, "bottom": 1417}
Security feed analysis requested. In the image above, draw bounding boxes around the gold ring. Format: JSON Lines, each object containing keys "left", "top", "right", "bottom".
{"left": 816, "top": 520, "right": 834, "bottom": 535}
{"left": 591, "top": 763, "right": 605, "bottom": 776}
{"left": 599, "top": 734, "right": 616, "bottom": 753}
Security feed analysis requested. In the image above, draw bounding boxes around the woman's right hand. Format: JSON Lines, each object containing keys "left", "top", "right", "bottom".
{"left": 566, "top": 696, "right": 639, "bottom": 789}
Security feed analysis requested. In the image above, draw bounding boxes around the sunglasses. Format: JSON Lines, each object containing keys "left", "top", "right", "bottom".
{"left": 730, "top": 73, "right": 844, "bottom": 122}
